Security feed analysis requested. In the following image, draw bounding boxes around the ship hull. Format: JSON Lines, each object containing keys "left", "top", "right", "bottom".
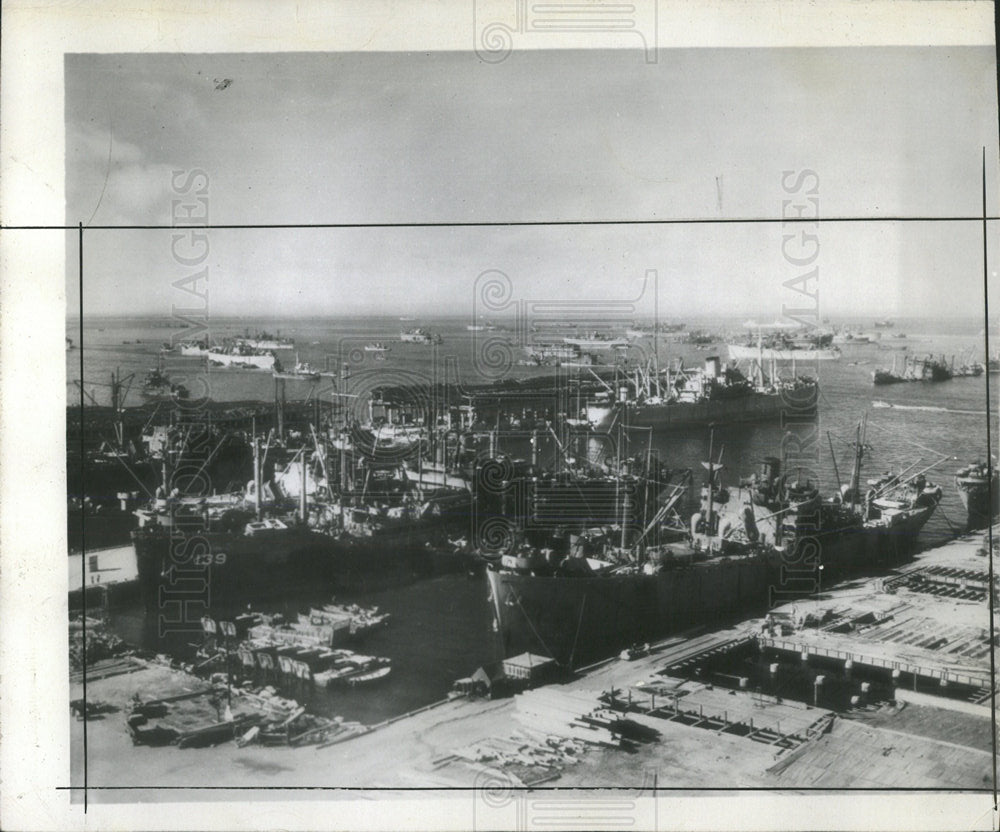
{"left": 561, "top": 338, "right": 628, "bottom": 350}
{"left": 133, "top": 506, "right": 471, "bottom": 612}
{"left": 586, "top": 387, "right": 816, "bottom": 430}
{"left": 240, "top": 340, "right": 293, "bottom": 350}
{"left": 727, "top": 345, "right": 841, "bottom": 361}
{"left": 487, "top": 504, "right": 937, "bottom": 667}
{"left": 207, "top": 351, "right": 275, "bottom": 369}
{"left": 487, "top": 558, "right": 776, "bottom": 667}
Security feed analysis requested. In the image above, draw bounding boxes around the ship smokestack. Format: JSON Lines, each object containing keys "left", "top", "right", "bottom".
{"left": 761, "top": 455, "right": 781, "bottom": 484}
{"left": 704, "top": 356, "right": 721, "bottom": 379}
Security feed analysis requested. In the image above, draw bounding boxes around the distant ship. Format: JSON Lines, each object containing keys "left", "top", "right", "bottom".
{"left": 873, "top": 319, "right": 894, "bottom": 328}
{"left": 207, "top": 342, "right": 276, "bottom": 369}
{"left": 273, "top": 355, "right": 320, "bottom": 380}
{"left": 363, "top": 342, "right": 391, "bottom": 353}
{"left": 727, "top": 328, "right": 841, "bottom": 361}
{"left": 583, "top": 356, "right": 817, "bottom": 431}
{"left": 626, "top": 323, "right": 686, "bottom": 339}
{"left": 237, "top": 330, "right": 294, "bottom": 350}
{"left": 872, "top": 354, "right": 954, "bottom": 385}
{"left": 520, "top": 343, "right": 598, "bottom": 367}
{"left": 400, "top": 328, "right": 442, "bottom": 345}
{"left": 832, "top": 331, "right": 872, "bottom": 344}
{"left": 561, "top": 332, "right": 629, "bottom": 351}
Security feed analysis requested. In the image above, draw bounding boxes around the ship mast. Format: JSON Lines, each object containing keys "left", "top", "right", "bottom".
{"left": 705, "top": 429, "right": 715, "bottom": 554}
{"left": 847, "top": 413, "right": 868, "bottom": 511}
{"left": 253, "top": 432, "right": 262, "bottom": 520}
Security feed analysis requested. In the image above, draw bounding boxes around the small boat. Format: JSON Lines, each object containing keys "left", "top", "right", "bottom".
{"left": 346, "top": 665, "right": 392, "bottom": 686}
{"left": 313, "top": 656, "right": 392, "bottom": 688}
{"left": 364, "top": 342, "right": 391, "bottom": 353}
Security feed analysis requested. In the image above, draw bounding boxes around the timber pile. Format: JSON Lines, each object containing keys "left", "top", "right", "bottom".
{"left": 512, "top": 687, "right": 660, "bottom": 749}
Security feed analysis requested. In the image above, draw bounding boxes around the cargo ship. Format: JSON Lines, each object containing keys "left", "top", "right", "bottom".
{"left": 131, "top": 437, "right": 473, "bottom": 612}
{"left": 207, "top": 342, "right": 276, "bottom": 370}
{"left": 872, "top": 354, "right": 953, "bottom": 385}
{"left": 400, "top": 328, "right": 442, "bottom": 345}
{"left": 561, "top": 332, "right": 629, "bottom": 351}
{"left": 237, "top": 330, "right": 295, "bottom": 350}
{"left": 626, "top": 323, "right": 685, "bottom": 338}
{"left": 486, "top": 418, "right": 942, "bottom": 667}
{"left": 583, "top": 356, "right": 817, "bottom": 430}
{"left": 520, "top": 343, "right": 600, "bottom": 367}
{"left": 727, "top": 325, "right": 840, "bottom": 362}
{"left": 955, "top": 459, "right": 998, "bottom": 528}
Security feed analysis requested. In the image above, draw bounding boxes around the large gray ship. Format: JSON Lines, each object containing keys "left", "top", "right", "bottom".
{"left": 487, "top": 421, "right": 942, "bottom": 667}
{"left": 584, "top": 356, "right": 817, "bottom": 430}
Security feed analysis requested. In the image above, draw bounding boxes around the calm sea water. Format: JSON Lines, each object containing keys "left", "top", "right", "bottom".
{"left": 70, "top": 315, "right": 998, "bottom": 722}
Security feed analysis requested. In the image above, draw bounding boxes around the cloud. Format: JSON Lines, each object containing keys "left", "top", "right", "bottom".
{"left": 67, "top": 121, "right": 178, "bottom": 226}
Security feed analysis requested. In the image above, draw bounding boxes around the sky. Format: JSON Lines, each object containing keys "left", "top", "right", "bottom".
{"left": 65, "top": 48, "right": 999, "bottom": 318}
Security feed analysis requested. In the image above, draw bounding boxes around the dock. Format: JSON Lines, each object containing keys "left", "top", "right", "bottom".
{"left": 70, "top": 526, "right": 998, "bottom": 801}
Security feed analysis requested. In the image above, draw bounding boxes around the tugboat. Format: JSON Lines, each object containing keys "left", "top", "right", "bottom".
{"left": 955, "top": 460, "right": 999, "bottom": 528}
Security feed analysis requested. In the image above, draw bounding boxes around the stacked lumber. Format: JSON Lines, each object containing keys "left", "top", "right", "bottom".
{"left": 513, "top": 688, "right": 622, "bottom": 748}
